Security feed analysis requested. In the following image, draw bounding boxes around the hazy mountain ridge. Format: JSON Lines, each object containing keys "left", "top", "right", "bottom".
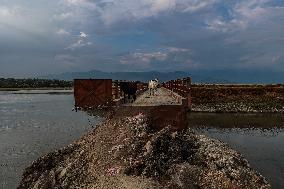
{"left": 40, "top": 69, "right": 284, "bottom": 84}
{"left": 40, "top": 70, "right": 232, "bottom": 84}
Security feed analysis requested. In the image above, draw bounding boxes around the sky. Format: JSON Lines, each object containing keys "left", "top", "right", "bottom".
{"left": 0, "top": 0, "right": 284, "bottom": 77}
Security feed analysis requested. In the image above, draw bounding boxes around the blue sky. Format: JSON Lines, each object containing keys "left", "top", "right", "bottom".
{"left": 0, "top": 0, "right": 284, "bottom": 77}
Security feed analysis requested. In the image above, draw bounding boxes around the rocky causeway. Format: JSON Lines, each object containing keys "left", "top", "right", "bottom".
{"left": 18, "top": 110, "right": 271, "bottom": 189}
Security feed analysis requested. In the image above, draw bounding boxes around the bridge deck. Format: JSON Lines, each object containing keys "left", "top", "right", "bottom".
{"left": 125, "top": 87, "right": 183, "bottom": 106}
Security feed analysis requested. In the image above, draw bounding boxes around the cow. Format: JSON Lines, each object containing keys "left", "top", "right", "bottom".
{"left": 119, "top": 81, "right": 138, "bottom": 103}
{"left": 148, "top": 79, "right": 159, "bottom": 96}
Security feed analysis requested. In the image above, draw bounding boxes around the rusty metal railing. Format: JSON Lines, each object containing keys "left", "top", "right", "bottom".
{"left": 163, "top": 77, "right": 191, "bottom": 109}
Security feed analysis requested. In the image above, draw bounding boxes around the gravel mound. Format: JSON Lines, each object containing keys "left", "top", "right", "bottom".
{"left": 18, "top": 113, "right": 271, "bottom": 189}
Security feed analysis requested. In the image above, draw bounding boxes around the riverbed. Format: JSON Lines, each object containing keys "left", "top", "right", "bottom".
{"left": 0, "top": 91, "right": 103, "bottom": 189}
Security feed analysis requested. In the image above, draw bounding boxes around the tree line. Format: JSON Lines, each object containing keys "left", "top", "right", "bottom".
{"left": 0, "top": 78, "right": 73, "bottom": 88}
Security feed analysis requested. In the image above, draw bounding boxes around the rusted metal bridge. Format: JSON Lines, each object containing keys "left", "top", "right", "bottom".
{"left": 74, "top": 77, "right": 191, "bottom": 131}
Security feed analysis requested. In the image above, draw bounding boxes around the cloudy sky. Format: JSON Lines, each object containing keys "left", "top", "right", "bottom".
{"left": 0, "top": 0, "right": 284, "bottom": 77}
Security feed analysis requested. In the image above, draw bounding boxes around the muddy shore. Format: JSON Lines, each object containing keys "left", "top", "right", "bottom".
{"left": 191, "top": 84, "right": 284, "bottom": 113}
{"left": 18, "top": 110, "right": 270, "bottom": 189}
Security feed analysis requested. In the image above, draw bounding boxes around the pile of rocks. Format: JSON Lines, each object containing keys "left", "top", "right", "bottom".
{"left": 18, "top": 113, "right": 271, "bottom": 189}
{"left": 123, "top": 114, "right": 271, "bottom": 188}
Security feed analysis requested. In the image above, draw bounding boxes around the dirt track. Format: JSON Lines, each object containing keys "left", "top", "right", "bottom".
{"left": 128, "top": 88, "right": 182, "bottom": 106}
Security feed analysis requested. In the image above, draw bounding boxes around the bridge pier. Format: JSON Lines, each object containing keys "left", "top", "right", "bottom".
{"left": 74, "top": 77, "right": 191, "bottom": 131}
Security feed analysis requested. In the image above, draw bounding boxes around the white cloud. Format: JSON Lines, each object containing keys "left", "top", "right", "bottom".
{"left": 234, "top": 0, "right": 268, "bottom": 20}
{"left": 66, "top": 39, "right": 85, "bottom": 49}
{"left": 99, "top": 0, "right": 176, "bottom": 25}
{"left": 2, "top": 0, "right": 284, "bottom": 74}
{"left": 0, "top": 6, "right": 13, "bottom": 17}
{"left": 55, "top": 0, "right": 283, "bottom": 33}
{"left": 64, "top": 0, "right": 88, "bottom": 5}
{"left": 98, "top": 0, "right": 222, "bottom": 25}
{"left": 64, "top": 0, "right": 84, "bottom": 4}
{"left": 121, "top": 51, "right": 168, "bottom": 65}
{"left": 56, "top": 28, "right": 70, "bottom": 35}
{"left": 206, "top": 0, "right": 272, "bottom": 32}
{"left": 79, "top": 32, "right": 87, "bottom": 38}
{"left": 0, "top": 4, "right": 54, "bottom": 35}
{"left": 62, "top": 0, "right": 97, "bottom": 9}
{"left": 206, "top": 18, "right": 248, "bottom": 32}
{"left": 0, "top": 6, "right": 22, "bottom": 17}
{"left": 149, "top": 0, "right": 176, "bottom": 13}
{"left": 120, "top": 47, "right": 191, "bottom": 65}
{"left": 167, "top": 47, "right": 190, "bottom": 53}
{"left": 181, "top": 0, "right": 220, "bottom": 12}
{"left": 119, "top": 47, "right": 198, "bottom": 71}
{"left": 53, "top": 12, "right": 73, "bottom": 20}
{"left": 66, "top": 31, "right": 91, "bottom": 50}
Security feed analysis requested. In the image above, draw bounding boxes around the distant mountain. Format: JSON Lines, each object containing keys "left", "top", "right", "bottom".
{"left": 40, "top": 69, "right": 284, "bottom": 84}
{"left": 40, "top": 70, "right": 233, "bottom": 84}
{"left": 189, "top": 69, "right": 284, "bottom": 84}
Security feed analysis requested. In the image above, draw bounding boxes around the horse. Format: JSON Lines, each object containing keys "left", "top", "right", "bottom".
{"left": 119, "top": 81, "right": 138, "bottom": 102}
{"left": 148, "top": 79, "right": 159, "bottom": 96}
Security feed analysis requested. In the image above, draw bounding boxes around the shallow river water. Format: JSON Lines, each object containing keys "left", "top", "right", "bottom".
{"left": 0, "top": 91, "right": 103, "bottom": 189}
{"left": 188, "top": 112, "right": 284, "bottom": 189}
{"left": 1, "top": 91, "right": 283, "bottom": 188}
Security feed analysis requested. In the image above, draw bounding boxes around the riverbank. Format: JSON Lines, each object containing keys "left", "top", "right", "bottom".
{"left": 19, "top": 112, "right": 270, "bottom": 189}
{"left": 0, "top": 88, "right": 73, "bottom": 95}
{"left": 0, "top": 87, "right": 72, "bottom": 91}
{"left": 191, "top": 84, "right": 284, "bottom": 113}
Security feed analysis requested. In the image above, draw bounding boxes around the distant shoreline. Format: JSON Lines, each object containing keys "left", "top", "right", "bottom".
{"left": 191, "top": 84, "right": 284, "bottom": 113}
{"left": 0, "top": 88, "right": 74, "bottom": 95}
{"left": 0, "top": 87, "right": 73, "bottom": 91}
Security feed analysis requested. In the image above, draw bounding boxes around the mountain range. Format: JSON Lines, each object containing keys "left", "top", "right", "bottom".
{"left": 40, "top": 69, "right": 284, "bottom": 84}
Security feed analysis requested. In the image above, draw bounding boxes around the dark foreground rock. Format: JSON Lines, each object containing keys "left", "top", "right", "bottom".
{"left": 18, "top": 113, "right": 271, "bottom": 189}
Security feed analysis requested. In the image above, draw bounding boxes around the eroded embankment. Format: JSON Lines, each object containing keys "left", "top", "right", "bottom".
{"left": 191, "top": 84, "right": 284, "bottom": 113}
{"left": 18, "top": 113, "right": 271, "bottom": 189}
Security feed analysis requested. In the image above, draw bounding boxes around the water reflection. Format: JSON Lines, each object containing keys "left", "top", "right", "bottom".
{"left": 188, "top": 112, "right": 284, "bottom": 128}
{"left": 188, "top": 112, "right": 284, "bottom": 189}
